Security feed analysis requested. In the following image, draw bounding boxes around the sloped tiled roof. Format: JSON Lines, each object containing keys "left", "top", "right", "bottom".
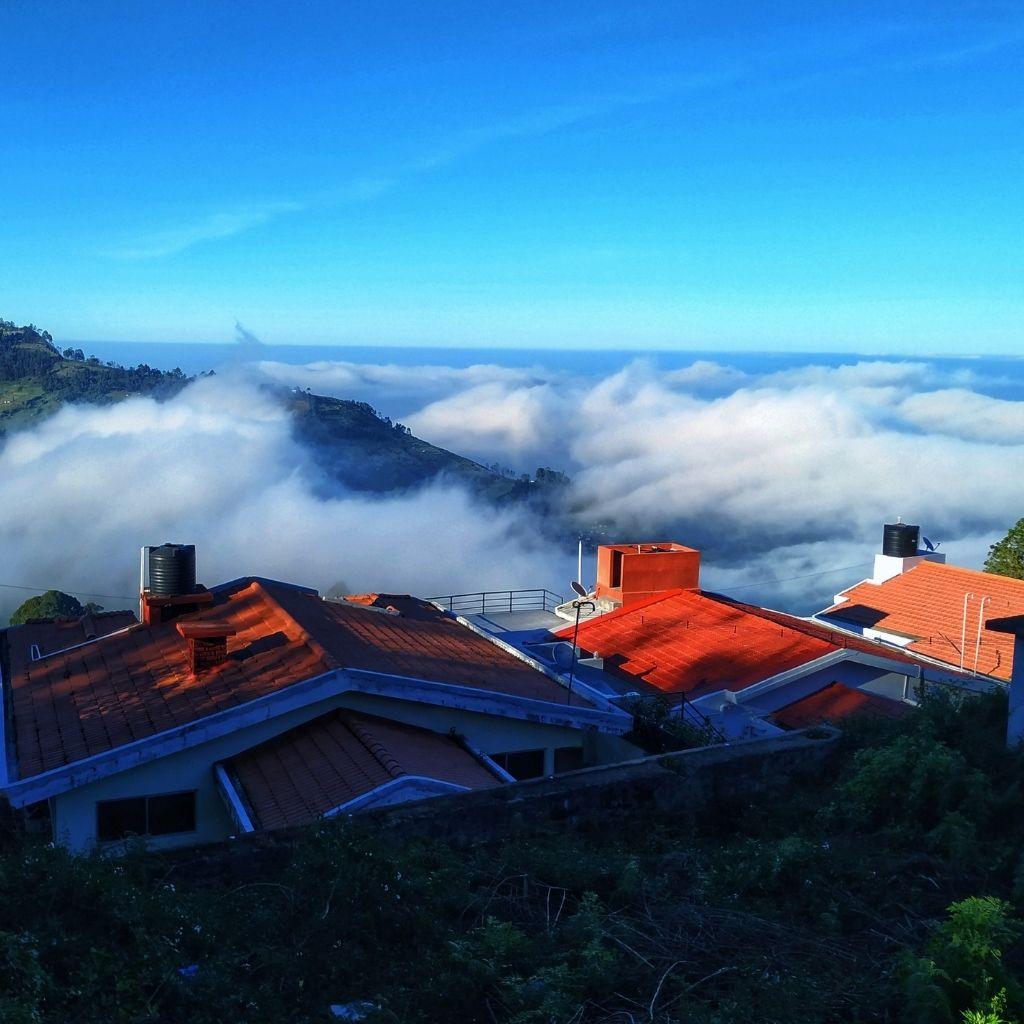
{"left": 224, "top": 710, "right": 500, "bottom": 831}
{"left": 769, "top": 682, "right": 911, "bottom": 730}
{"left": 552, "top": 588, "right": 923, "bottom": 699}
{"left": 267, "top": 584, "right": 574, "bottom": 702}
{"left": 6, "top": 577, "right": 580, "bottom": 781}
{"left": 822, "top": 562, "right": 1024, "bottom": 680}
{"left": 9, "top": 582, "right": 330, "bottom": 779}
{"left": 5, "top": 611, "right": 138, "bottom": 678}
{"left": 339, "top": 593, "right": 440, "bottom": 621}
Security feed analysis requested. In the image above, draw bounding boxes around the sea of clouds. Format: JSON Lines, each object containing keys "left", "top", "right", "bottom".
{"left": 2, "top": 353, "right": 1022, "bottom": 621}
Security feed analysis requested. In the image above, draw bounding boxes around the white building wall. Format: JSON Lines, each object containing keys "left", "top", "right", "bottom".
{"left": 50, "top": 692, "right": 599, "bottom": 853}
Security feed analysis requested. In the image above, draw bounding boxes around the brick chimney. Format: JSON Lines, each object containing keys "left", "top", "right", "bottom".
{"left": 176, "top": 621, "right": 237, "bottom": 675}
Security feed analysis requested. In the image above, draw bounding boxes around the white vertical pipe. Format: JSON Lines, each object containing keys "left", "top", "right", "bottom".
{"left": 139, "top": 546, "right": 147, "bottom": 621}
{"left": 960, "top": 592, "right": 974, "bottom": 670}
{"left": 577, "top": 539, "right": 583, "bottom": 588}
{"left": 973, "top": 596, "right": 991, "bottom": 676}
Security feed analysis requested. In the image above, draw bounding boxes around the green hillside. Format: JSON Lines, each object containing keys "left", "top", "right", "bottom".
{"left": 0, "top": 320, "right": 188, "bottom": 434}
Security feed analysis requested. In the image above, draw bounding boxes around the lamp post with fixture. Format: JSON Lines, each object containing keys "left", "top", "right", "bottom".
{"left": 567, "top": 581, "right": 595, "bottom": 706}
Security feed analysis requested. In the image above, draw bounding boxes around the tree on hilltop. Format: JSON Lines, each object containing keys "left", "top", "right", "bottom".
{"left": 9, "top": 590, "right": 102, "bottom": 625}
{"left": 984, "top": 518, "right": 1024, "bottom": 580}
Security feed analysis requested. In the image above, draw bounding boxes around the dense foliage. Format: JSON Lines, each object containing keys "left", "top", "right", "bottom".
{"left": 986, "top": 519, "right": 1024, "bottom": 581}
{"left": 8, "top": 589, "right": 101, "bottom": 626}
{"left": 2, "top": 689, "right": 1024, "bottom": 1022}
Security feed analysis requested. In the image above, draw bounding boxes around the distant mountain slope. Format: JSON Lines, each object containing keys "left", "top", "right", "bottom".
{"left": 287, "top": 389, "right": 533, "bottom": 501}
{"left": 0, "top": 320, "right": 570, "bottom": 512}
{"left": 0, "top": 320, "right": 189, "bottom": 434}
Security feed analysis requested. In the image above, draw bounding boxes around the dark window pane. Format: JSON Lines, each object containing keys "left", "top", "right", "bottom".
{"left": 97, "top": 798, "right": 147, "bottom": 841}
{"left": 554, "top": 746, "right": 584, "bottom": 774}
{"left": 496, "top": 749, "right": 545, "bottom": 780}
{"left": 147, "top": 792, "right": 196, "bottom": 835}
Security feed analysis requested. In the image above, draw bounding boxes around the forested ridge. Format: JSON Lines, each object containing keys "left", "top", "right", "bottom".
{"left": 0, "top": 320, "right": 189, "bottom": 433}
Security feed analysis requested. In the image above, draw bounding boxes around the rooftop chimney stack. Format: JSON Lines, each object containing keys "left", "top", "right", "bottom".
{"left": 595, "top": 542, "right": 700, "bottom": 607}
{"left": 176, "top": 621, "right": 237, "bottom": 675}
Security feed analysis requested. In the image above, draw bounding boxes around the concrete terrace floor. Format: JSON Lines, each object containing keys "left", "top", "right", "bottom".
{"left": 463, "top": 610, "right": 653, "bottom": 701}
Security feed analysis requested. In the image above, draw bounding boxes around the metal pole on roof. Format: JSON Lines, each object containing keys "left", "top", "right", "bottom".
{"left": 566, "top": 598, "right": 595, "bottom": 706}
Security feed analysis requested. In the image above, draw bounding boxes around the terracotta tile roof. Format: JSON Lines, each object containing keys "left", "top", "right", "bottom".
{"left": 770, "top": 682, "right": 911, "bottom": 730}
{"left": 339, "top": 593, "right": 440, "bottom": 620}
{"left": 6, "top": 577, "right": 578, "bottom": 781}
{"left": 823, "top": 561, "right": 1024, "bottom": 681}
{"left": 5, "top": 611, "right": 138, "bottom": 678}
{"left": 225, "top": 710, "right": 500, "bottom": 831}
{"left": 9, "top": 582, "right": 329, "bottom": 779}
{"left": 269, "top": 585, "right": 577, "bottom": 703}
{"left": 552, "top": 589, "right": 924, "bottom": 699}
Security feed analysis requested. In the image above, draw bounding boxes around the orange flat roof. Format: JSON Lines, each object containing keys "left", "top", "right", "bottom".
{"left": 770, "top": 682, "right": 911, "bottom": 730}
{"left": 553, "top": 588, "right": 924, "bottom": 699}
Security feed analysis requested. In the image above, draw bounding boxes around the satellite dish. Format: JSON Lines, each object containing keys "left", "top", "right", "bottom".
{"left": 570, "top": 581, "right": 588, "bottom": 598}
{"left": 552, "top": 643, "right": 576, "bottom": 670}
{"left": 923, "top": 535, "right": 940, "bottom": 552}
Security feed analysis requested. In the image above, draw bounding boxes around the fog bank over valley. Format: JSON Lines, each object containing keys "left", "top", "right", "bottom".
{"left": 2, "top": 354, "right": 1021, "bottom": 620}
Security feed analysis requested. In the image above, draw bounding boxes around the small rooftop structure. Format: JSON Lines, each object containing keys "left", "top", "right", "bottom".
{"left": 594, "top": 542, "right": 700, "bottom": 608}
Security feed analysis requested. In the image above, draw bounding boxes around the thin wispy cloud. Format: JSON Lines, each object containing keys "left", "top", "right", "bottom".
{"left": 99, "top": 71, "right": 739, "bottom": 263}
{"left": 94, "top": 13, "right": 1021, "bottom": 265}
{"left": 412, "top": 72, "right": 740, "bottom": 173}
{"left": 101, "top": 200, "right": 304, "bottom": 260}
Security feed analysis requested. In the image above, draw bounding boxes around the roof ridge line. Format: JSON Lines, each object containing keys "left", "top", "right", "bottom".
{"left": 247, "top": 579, "right": 340, "bottom": 670}
{"left": 343, "top": 713, "right": 406, "bottom": 780}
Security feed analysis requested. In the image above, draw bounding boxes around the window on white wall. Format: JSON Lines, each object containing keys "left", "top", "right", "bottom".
{"left": 492, "top": 749, "right": 545, "bottom": 780}
{"left": 96, "top": 791, "right": 197, "bottom": 841}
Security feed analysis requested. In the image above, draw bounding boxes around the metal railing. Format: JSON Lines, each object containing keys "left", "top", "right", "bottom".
{"left": 428, "top": 589, "right": 565, "bottom": 616}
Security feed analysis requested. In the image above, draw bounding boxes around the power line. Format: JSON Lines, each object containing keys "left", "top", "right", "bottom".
{"left": 0, "top": 582, "right": 136, "bottom": 601}
{"left": 724, "top": 561, "right": 872, "bottom": 592}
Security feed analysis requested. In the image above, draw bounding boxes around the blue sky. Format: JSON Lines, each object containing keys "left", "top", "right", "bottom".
{"left": 2, "top": 1, "right": 1022, "bottom": 353}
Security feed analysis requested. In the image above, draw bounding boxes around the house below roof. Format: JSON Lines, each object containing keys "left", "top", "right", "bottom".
{"left": 459, "top": 539, "right": 970, "bottom": 742}
{"left": 549, "top": 584, "right": 974, "bottom": 740}
{"left": 0, "top": 548, "right": 634, "bottom": 852}
{"left": 815, "top": 525, "right": 1024, "bottom": 682}
{"left": 983, "top": 615, "right": 1024, "bottom": 748}
{"left": 218, "top": 709, "right": 505, "bottom": 833}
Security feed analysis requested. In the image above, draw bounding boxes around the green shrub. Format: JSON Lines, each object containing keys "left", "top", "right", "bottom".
{"left": 904, "top": 897, "right": 1023, "bottom": 1024}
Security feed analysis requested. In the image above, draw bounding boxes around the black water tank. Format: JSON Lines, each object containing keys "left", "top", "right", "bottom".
{"left": 149, "top": 543, "right": 197, "bottom": 596}
{"left": 882, "top": 523, "right": 919, "bottom": 558}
